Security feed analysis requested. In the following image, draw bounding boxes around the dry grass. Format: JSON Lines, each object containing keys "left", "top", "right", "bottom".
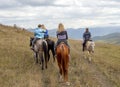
{"left": 0, "top": 25, "right": 120, "bottom": 87}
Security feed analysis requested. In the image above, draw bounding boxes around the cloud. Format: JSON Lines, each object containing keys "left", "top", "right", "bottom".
{"left": 16, "top": 0, "right": 56, "bottom": 6}
{"left": 0, "top": 0, "right": 120, "bottom": 29}
{"left": 0, "top": 0, "right": 20, "bottom": 9}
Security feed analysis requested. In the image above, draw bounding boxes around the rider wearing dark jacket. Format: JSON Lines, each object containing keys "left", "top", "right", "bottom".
{"left": 56, "top": 30, "right": 68, "bottom": 45}
{"left": 55, "top": 23, "right": 69, "bottom": 50}
{"left": 83, "top": 28, "right": 91, "bottom": 51}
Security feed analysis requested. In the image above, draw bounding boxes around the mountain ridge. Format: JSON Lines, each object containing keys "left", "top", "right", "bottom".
{"left": 27, "top": 26, "right": 120, "bottom": 39}
{"left": 93, "top": 32, "right": 120, "bottom": 44}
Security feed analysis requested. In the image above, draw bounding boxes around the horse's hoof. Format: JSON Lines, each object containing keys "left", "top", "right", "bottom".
{"left": 88, "top": 57, "right": 92, "bottom": 62}
{"left": 42, "top": 68, "right": 44, "bottom": 70}
{"left": 65, "top": 82, "right": 70, "bottom": 86}
{"left": 59, "top": 75, "right": 63, "bottom": 83}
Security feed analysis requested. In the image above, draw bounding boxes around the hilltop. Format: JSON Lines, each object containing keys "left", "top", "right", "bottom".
{"left": 0, "top": 24, "right": 120, "bottom": 87}
{"left": 93, "top": 32, "right": 120, "bottom": 45}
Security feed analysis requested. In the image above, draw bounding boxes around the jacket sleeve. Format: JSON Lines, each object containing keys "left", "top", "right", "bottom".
{"left": 46, "top": 30, "right": 48, "bottom": 34}
{"left": 83, "top": 33, "right": 85, "bottom": 40}
{"left": 56, "top": 31, "right": 58, "bottom": 38}
{"left": 89, "top": 32, "right": 91, "bottom": 38}
{"left": 65, "top": 31, "right": 68, "bottom": 39}
{"left": 42, "top": 29, "right": 47, "bottom": 33}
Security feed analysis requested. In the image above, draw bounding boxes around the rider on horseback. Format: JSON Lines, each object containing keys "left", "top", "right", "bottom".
{"left": 83, "top": 28, "right": 91, "bottom": 52}
{"left": 41, "top": 24, "right": 49, "bottom": 39}
{"left": 55, "top": 23, "right": 70, "bottom": 53}
{"left": 30, "top": 24, "right": 47, "bottom": 50}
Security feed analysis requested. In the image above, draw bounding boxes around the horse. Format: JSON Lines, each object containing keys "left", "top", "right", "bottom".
{"left": 56, "top": 42, "right": 70, "bottom": 85}
{"left": 86, "top": 40, "right": 95, "bottom": 54}
{"left": 32, "top": 38, "right": 48, "bottom": 70}
{"left": 83, "top": 40, "right": 95, "bottom": 62}
{"left": 46, "top": 38, "right": 55, "bottom": 62}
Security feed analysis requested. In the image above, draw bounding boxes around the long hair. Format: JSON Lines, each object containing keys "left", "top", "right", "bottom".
{"left": 41, "top": 24, "right": 46, "bottom": 30}
{"left": 57, "top": 23, "right": 65, "bottom": 32}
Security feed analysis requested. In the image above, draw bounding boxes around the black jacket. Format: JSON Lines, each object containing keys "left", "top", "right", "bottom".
{"left": 83, "top": 31, "right": 91, "bottom": 41}
{"left": 57, "top": 31, "right": 68, "bottom": 40}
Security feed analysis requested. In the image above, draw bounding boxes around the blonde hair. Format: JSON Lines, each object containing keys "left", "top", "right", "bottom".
{"left": 57, "top": 23, "right": 65, "bottom": 32}
{"left": 41, "top": 24, "right": 46, "bottom": 30}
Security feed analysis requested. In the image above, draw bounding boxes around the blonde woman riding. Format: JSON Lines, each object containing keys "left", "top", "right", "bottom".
{"left": 55, "top": 23, "right": 70, "bottom": 51}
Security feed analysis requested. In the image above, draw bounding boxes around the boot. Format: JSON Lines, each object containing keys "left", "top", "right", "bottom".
{"left": 30, "top": 45, "right": 34, "bottom": 51}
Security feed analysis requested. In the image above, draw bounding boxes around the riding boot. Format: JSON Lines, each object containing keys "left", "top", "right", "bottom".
{"left": 31, "top": 38, "right": 37, "bottom": 51}
{"left": 31, "top": 45, "right": 34, "bottom": 51}
{"left": 82, "top": 46, "right": 84, "bottom": 52}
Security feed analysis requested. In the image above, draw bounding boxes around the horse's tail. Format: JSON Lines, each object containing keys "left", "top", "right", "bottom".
{"left": 61, "top": 44, "right": 69, "bottom": 59}
{"left": 42, "top": 41, "right": 48, "bottom": 61}
{"left": 61, "top": 44, "right": 69, "bottom": 77}
{"left": 61, "top": 45, "right": 65, "bottom": 66}
{"left": 52, "top": 41, "right": 55, "bottom": 56}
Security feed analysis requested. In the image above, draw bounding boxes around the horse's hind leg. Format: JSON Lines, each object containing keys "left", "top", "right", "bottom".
{"left": 48, "top": 50, "right": 50, "bottom": 61}
{"left": 63, "top": 58, "right": 69, "bottom": 83}
{"left": 45, "top": 53, "right": 48, "bottom": 69}
{"left": 52, "top": 48, "right": 55, "bottom": 62}
{"left": 58, "top": 64, "right": 63, "bottom": 82}
{"left": 34, "top": 52, "right": 38, "bottom": 63}
{"left": 57, "top": 58, "right": 63, "bottom": 82}
{"left": 41, "top": 55, "right": 44, "bottom": 70}
{"left": 88, "top": 51, "right": 92, "bottom": 62}
{"left": 39, "top": 53, "right": 44, "bottom": 70}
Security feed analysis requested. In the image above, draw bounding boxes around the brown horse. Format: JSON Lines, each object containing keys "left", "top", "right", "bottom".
{"left": 56, "top": 42, "right": 70, "bottom": 85}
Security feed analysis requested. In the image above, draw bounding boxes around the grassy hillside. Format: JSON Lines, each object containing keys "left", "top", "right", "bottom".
{"left": 93, "top": 32, "right": 120, "bottom": 45}
{"left": 0, "top": 24, "right": 120, "bottom": 87}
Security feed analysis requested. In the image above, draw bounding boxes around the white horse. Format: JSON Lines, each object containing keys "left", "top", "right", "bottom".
{"left": 83, "top": 40, "right": 95, "bottom": 62}
{"left": 33, "top": 39, "right": 48, "bottom": 70}
{"left": 86, "top": 40, "right": 95, "bottom": 54}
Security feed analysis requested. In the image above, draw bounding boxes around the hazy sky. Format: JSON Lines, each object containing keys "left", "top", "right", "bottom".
{"left": 0, "top": 0, "right": 120, "bottom": 29}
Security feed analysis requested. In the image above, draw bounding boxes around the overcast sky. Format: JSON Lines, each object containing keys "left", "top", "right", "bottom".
{"left": 0, "top": 0, "right": 120, "bottom": 29}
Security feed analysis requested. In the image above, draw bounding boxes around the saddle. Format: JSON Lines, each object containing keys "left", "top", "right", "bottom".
{"left": 57, "top": 42, "right": 70, "bottom": 53}
{"left": 30, "top": 37, "right": 43, "bottom": 45}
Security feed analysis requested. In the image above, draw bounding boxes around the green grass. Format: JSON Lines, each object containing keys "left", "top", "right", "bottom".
{"left": 0, "top": 24, "right": 120, "bottom": 87}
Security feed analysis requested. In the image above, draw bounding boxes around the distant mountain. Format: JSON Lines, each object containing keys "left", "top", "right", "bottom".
{"left": 27, "top": 26, "right": 120, "bottom": 39}
{"left": 93, "top": 32, "right": 120, "bottom": 44}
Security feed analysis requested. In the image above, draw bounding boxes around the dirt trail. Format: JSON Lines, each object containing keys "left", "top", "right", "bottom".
{"left": 39, "top": 58, "right": 75, "bottom": 87}
{"left": 35, "top": 46, "right": 115, "bottom": 87}
{"left": 80, "top": 56, "right": 114, "bottom": 87}
{"left": 78, "top": 52, "right": 115, "bottom": 87}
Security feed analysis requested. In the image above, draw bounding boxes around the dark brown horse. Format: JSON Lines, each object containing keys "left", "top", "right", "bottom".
{"left": 56, "top": 42, "right": 70, "bottom": 85}
{"left": 46, "top": 38, "right": 55, "bottom": 62}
